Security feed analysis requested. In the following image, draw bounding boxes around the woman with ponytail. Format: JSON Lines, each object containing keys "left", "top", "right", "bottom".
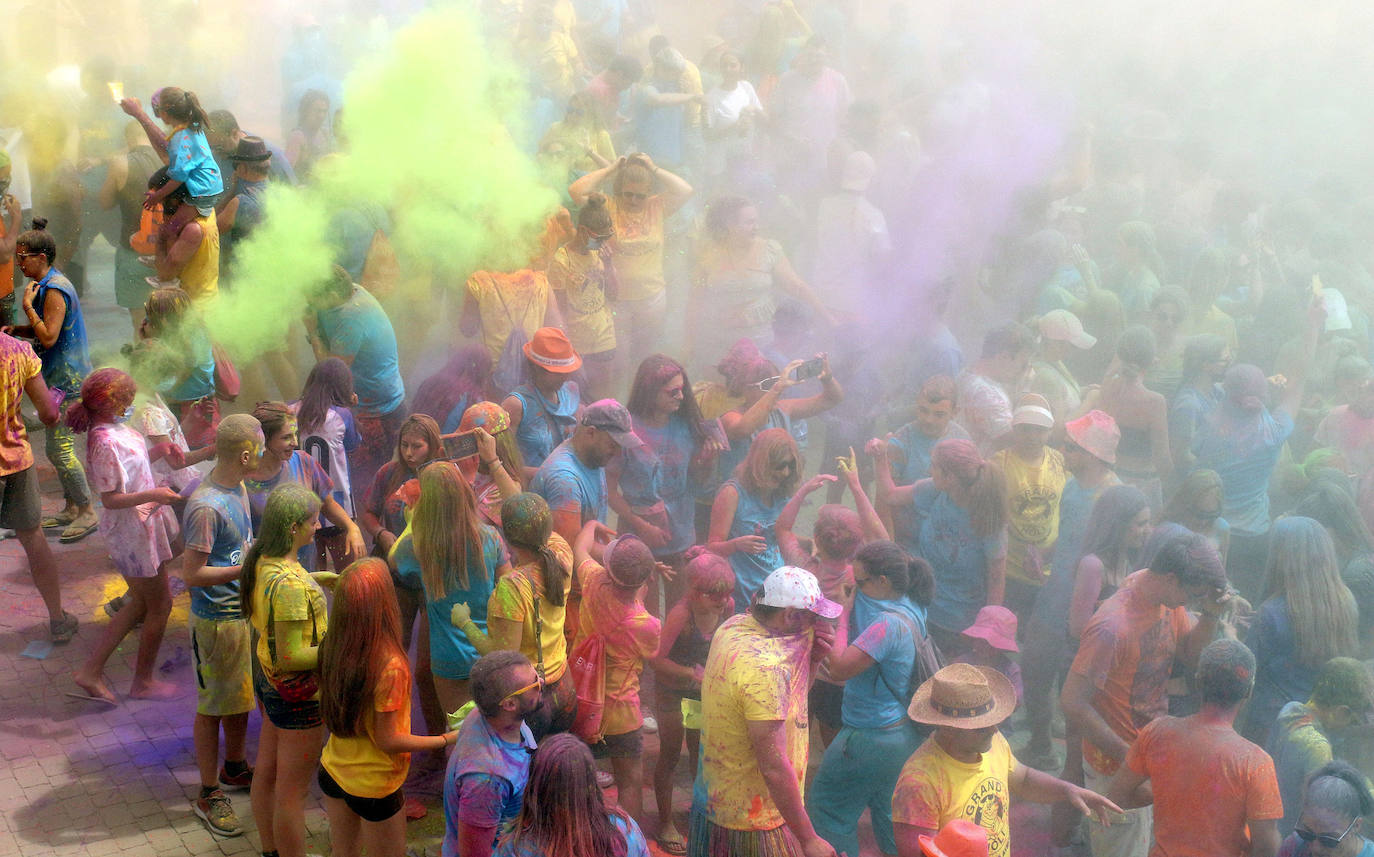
{"left": 808, "top": 540, "right": 936, "bottom": 857}
{"left": 69, "top": 368, "right": 181, "bottom": 705}
{"left": 870, "top": 436, "right": 1008, "bottom": 652}
{"left": 497, "top": 732, "right": 651, "bottom": 857}
{"left": 454, "top": 492, "right": 577, "bottom": 739}
{"left": 317, "top": 558, "right": 457, "bottom": 855}
{"left": 242, "top": 483, "right": 328, "bottom": 857}
{"left": 121, "top": 86, "right": 223, "bottom": 217}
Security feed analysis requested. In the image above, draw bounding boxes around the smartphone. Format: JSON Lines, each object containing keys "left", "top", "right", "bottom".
{"left": 758, "top": 357, "right": 826, "bottom": 392}
{"left": 793, "top": 356, "right": 826, "bottom": 382}
{"left": 107, "top": 81, "right": 124, "bottom": 104}
{"left": 442, "top": 431, "right": 479, "bottom": 461}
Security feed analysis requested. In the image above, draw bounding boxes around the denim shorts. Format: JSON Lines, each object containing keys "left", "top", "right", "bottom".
{"left": 252, "top": 654, "right": 322, "bottom": 730}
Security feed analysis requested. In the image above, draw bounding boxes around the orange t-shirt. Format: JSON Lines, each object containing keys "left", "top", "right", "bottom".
{"left": 1069, "top": 577, "right": 1193, "bottom": 774}
{"left": 1126, "top": 715, "right": 1283, "bottom": 857}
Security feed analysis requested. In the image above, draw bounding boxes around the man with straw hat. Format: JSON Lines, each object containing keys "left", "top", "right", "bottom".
{"left": 892, "top": 663, "right": 1119, "bottom": 857}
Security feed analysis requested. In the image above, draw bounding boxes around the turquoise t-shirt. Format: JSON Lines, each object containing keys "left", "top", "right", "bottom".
{"left": 395, "top": 523, "right": 510, "bottom": 679}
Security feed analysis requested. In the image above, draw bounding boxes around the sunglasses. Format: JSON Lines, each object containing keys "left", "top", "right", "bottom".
{"left": 619, "top": 191, "right": 648, "bottom": 202}
{"left": 773, "top": 460, "right": 797, "bottom": 476}
{"left": 501, "top": 674, "right": 545, "bottom": 705}
{"left": 1295, "top": 817, "right": 1357, "bottom": 849}
{"left": 695, "top": 587, "right": 730, "bottom": 600}
{"left": 16, "top": 251, "right": 44, "bottom": 259}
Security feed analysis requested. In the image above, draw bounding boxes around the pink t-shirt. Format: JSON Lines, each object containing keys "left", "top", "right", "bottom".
{"left": 88, "top": 422, "right": 179, "bottom": 578}
{"left": 576, "top": 560, "right": 662, "bottom": 736}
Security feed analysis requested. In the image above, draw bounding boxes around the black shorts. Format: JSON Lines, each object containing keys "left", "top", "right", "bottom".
{"left": 591, "top": 727, "right": 643, "bottom": 759}
{"left": 317, "top": 766, "right": 404, "bottom": 823}
{"left": 809, "top": 680, "right": 844, "bottom": 730}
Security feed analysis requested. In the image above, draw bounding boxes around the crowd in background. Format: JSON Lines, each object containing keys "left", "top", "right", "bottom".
{"left": 6, "top": 1, "right": 1374, "bottom": 857}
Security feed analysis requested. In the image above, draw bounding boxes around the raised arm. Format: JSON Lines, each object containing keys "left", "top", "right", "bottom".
{"left": 569, "top": 162, "right": 617, "bottom": 207}
{"left": 776, "top": 355, "right": 843, "bottom": 421}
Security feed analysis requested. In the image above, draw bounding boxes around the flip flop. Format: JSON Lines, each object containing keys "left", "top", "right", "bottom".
{"left": 65, "top": 690, "right": 118, "bottom": 705}
{"left": 41, "top": 513, "right": 77, "bottom": 529}
{"left": 59, "top": 519, "right": 99, "bottom": 544}
{"left": 655, "top": 835, "right": 688, "bottom": 856}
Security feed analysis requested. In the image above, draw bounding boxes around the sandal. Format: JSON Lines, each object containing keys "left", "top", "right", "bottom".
{"left": 41, "top": 511, "right": 77, "bottom": 529}
{"left": 50, "top": 611, "right": 79, "bottom": 643}
{"left": 656, "top": 834, "right": 688, "bottom": 856}
{"left": 59, "top": 517, "right": 99, "bottom": 544}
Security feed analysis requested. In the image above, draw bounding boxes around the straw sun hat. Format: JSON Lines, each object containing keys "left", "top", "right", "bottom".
{"left": 908, "top": 663, "right": 1017, "bottom": 730}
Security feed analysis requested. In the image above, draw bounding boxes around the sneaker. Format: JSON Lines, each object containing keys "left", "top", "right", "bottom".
{"left": 642, "top": 715, "right": 658, "bottom": 734}
{"left": 50, "top": 612, "right": 79, "bottom": 643}
{"left": 218, "top": 765, "right": 253, "bottom": 791}
{"left": 193, "top": 789, "right": 243, "bottom": 837}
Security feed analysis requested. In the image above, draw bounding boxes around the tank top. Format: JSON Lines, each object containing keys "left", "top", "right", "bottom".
{"left": 32, "top": 269, "right": 92, "bottom": 394}
{"left": 664, "top": 610, "right": 714, "bottom": 699}
{"left": 177, "top": 210, "right": 220, "bottom": 304}
{"left": 724, "top": 477, "right": 786, "bottom": 609}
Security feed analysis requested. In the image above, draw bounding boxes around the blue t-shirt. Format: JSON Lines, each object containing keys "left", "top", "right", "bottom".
{"left": 166, "top": 127, "right": 224, "bottom": 199}
{"left": 889, "top": 420, "right": 971, "bottom": 485}
{"left": 163, "top": 326, "right": 215, "bottom": 403}
{"left": 724, "top": 478, "right": 787, "bottom": 610}
{"left": 617, "top": 416, "right": 697, "bottom": 556}
{"left": 443, "top": 710, "right": 537, "bottom": 857}
{"left": 183, "top": 479, "right": 253, "bottom": 620}
{"left": 909, "top": 479, "right": 1007, "bottom": 633}
{"left": 496, "top": 813, "right": 649, "bottom": 857}
{"left": 843, "top": 594, "right": 927, "bottom": 729}
{"left": 531, "top": 439, "right": 608, "bottom": 526}
{"left": 244, "top": 451, "right": 334, "bottom": 571}
{"left": 510, "top": 382, "right": 581, "bottom": 470}
{"left": 316, "top": 286, "right": 405, "bottom": 416}
{"left": 1033, "top": 476, "right": 1115, "bottom": 627}
{"left": 1193, "top": 404, "right": 1293, "bottom": 535}
{"left": 394, "top": 523, "right": 510, "bottom": 679}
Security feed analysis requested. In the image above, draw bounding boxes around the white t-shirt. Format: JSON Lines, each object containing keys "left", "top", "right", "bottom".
{"left": 810, "top": 192, "right": 891, "bottom": 310}
{"left": 293, "top": 403, "right": 356, "bottom": 516}
{"left": 134, "top": 395, "right": 209, "bottom": 493}
{"left": 704, "top": 81, "right": 763, "bottom": 131}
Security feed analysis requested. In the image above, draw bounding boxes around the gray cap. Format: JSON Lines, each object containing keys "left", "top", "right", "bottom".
{"left": 581, "top": 399, "right": 643, "bottom": 449}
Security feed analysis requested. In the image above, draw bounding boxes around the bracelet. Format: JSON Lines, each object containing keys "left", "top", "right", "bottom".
{"left": 480, "top": 457, "right": 498, "bottom": 466}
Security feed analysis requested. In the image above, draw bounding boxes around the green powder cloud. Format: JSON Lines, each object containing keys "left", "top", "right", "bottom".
{"left": 208, "top": 1, "right": 557, "bottom": 358}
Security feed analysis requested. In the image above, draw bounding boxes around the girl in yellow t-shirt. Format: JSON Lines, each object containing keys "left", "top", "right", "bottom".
{"left": 548, "top": 193, "right": 618, "bottom": 399}
{"left": 318, "top": 558, "right": 457, "bottom": 852}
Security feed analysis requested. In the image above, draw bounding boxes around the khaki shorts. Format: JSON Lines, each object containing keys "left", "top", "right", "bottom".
{"left": 191, "top": 614, "right": 253, "bottom": 717}
{"left": 0, "top": 465, "right": 43, "bottom": 531}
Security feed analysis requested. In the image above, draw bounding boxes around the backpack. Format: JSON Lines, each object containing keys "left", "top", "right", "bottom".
{"left": 876, "top": 610, "right": 944, "bottom": 708}
{"left": 488, "top": 282, "right": 530, "bottom": 398}
{"left": 567, "top": 631, "right": 609, "bottom": 743}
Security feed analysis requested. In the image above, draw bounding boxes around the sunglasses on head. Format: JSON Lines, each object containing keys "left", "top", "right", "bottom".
{"left": 1295, "top": 817, "right": 1357, "bottom": 849}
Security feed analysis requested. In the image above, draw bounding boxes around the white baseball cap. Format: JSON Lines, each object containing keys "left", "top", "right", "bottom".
{"left": 1039, "top": 309, "right": 1096, "bottom": 350}
{"left": 757, "top": 566, "right": 843, "bottom": 619}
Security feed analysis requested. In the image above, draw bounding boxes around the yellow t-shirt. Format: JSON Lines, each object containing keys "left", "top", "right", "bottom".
{"left": 892, "top": 732, "right": 1018, "bottom": 857}
{"left": 992, "top": 447, "right": 1066, "bottom": 586}
{"left": 548, "top": 246, "right": 615, "bottom": 356}
{"left": 698, "top": 613, "right": 814, "bottom": 831}
{"left": 250, "top": 556, "right": 327, "bottom": 686}
{"left": 607, "top": 196, "right": 665, "bottom": 302}
{"left": 178, "top": 210, "right": 220, "bottom": 304}
{"left": 466, "top": 269, "right": 551, "bottom": 364}
{"left": 487, "top": 533, "right": 574, "bottom": 682}
{"left": 320, "top": 655, "right": 412, "bottom": 798}
{"left": 0, "top": 335, "right": 42, "bottom": 475}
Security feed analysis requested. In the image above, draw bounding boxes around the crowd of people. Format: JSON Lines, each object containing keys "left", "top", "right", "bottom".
{"left": 6, "top": 2, "right": 1374, "bottom": 857}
